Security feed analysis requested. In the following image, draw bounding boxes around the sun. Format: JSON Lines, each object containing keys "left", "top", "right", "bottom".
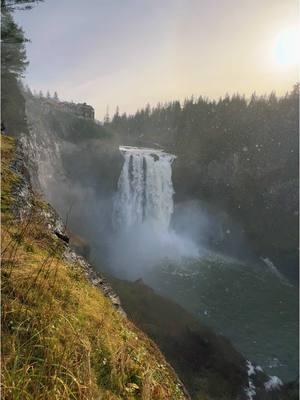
{"left": 273, "top": 26, "right": 300, "bottom": 66}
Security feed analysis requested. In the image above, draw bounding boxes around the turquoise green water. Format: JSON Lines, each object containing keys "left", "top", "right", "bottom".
{"left": 145, "top": 255, "right": 299, "bottom": 382}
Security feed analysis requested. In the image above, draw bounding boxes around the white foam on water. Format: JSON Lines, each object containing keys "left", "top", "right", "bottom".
{"left": 245, "top": 361, "right": 257, "bottom": 400}
{"left": 264, "top": 376, "right": 283, "bottom": 391}
{"left": 261, "top": 257, "right": 292, "bottom": 287}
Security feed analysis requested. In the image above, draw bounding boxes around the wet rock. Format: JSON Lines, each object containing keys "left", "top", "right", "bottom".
{"left": 150, "top": 153, "right": 159, "bottom": 161}
{"left": 63, "top": 246, "right": 124, "bottom": 315}
{"left": 54, "top": 229, "right": 69, "bottom": 243}
{"left": 10, "top": 143, "right": 33, "bottom": 218}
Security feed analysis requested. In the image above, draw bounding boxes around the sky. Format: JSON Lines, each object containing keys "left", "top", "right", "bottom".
{"left": 15, "top": 0, "right": 299, "bottom": 120}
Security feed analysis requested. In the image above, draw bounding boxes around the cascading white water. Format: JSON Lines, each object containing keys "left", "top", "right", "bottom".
{"left": 113, "top": 146, "right": 176, "bottom": 231}
{"left": 111, "top": 145, "right": 199, "bottom": 276}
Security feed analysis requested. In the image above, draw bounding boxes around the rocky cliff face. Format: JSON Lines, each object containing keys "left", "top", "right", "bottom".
{"left": 20, "top": 93, "right": 122, "bottom": 260}
{"left": 7, "top": 135, "right": 123, "bottom": 313}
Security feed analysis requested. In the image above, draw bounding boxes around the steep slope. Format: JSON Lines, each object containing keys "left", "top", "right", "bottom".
{"left": 1, "top": 135, "right": 188, "bottom": 400}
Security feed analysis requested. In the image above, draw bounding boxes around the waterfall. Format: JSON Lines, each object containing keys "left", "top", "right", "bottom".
{"left": 113, "top": 146, "right": 176, "bottom": 231}
{"left": 111, "top": 145, "right": 199, "bottom": 276}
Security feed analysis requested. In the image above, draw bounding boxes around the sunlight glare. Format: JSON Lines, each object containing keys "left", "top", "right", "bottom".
{"left": 273, "top": 26, "right": 300, "bottom": 66}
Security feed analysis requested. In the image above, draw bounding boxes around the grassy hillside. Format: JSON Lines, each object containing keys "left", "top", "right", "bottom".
{"left": 1, "top": 135, "right": 188, "bottom": 400}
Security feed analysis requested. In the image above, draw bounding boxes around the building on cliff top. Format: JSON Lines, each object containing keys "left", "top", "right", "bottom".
{"left": 39, "top": 98, "right": 95, "bottom": 120}
{"left": 58, "top": 101, "right": 95, "bottom": 120}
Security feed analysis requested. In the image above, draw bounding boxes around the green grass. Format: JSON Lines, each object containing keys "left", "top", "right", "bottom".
{"left": 1, "top": 135, "right": 19, "bottom": 216}
{"left": 1, "top": 135, "right": 188, "bottom": 400}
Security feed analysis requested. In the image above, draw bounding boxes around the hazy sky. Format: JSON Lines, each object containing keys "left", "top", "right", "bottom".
{"left": 15, "top": 0, "right": 299, "bottom": 119}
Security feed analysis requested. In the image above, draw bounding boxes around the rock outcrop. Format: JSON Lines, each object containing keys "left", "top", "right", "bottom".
{"left": 9, "top": 137, "right": 124, "bottom": 314}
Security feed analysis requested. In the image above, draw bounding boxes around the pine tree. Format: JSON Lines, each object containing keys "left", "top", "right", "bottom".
{"left": 112, "top": 106, "right": 120, "bottom": 124}
{"left": 104, "top": 105, "right": 110, "bottom": 124}
{"left": 25, "top": 84, "right": 31, "bottom": 95}
{"left": 1, "top": 1, "right": 45, "bottom": 135}
{"left": 46, "top": 90, "right": 50, "bottom": 99}
{"left": 54, "top": 91, "right": 59, "bottom": 101}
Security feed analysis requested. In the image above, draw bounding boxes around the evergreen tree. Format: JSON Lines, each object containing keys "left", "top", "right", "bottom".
{"left": 1, "top": 11, "right": 28, "bottom": 77}
{"left": 104, "top": 106, "right": 110, "bottom": 124}
{"left": 25, "top": 84, "right": 31, "bottom": 95}
{"left": 1, "top": 0, "right": 42, "bottom": 135}
{"left": 54, "top": 91, "right": 59, "bottom": 101}
{"left": 112, "top": 106, "right": 121, "bottom": 125}
{"left": 1, "top": 9, "right": 29, "bottom": 134}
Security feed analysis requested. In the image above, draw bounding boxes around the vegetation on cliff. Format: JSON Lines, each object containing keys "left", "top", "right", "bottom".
{"left": 1, "top": 135, "right": 188, "bottom": 400}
